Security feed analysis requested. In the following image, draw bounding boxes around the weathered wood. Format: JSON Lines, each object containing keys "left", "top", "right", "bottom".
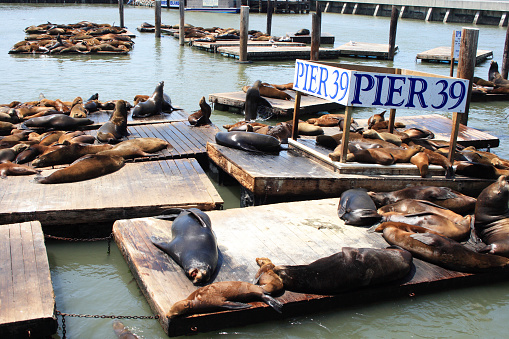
{"left": 0, "top": 222, "right": 57, "bottom": 338}
{"left": 339, "top": 106, "right": 352, "bottom": 163}
{"left": 266, "top": 0, "right": 273, "bottom": 36}
{"left": 336, "top": 41, "right": 398, "bottom": 59}
{"left": 292, "top": 91, "right": 302, "bottom": 140}
{"left": 456, "top": 27, "right": 479, "bottom": 126}
{"left": 450, "top": 30, "right": 456, "bottom": 77}
{"left": 388, "top": 6, "right": 399, "bottom": 61}
{"left": 239, "top": 6, "right": 249, "bottom": 62}
{"left": 310, "top": 13, "right": 320, "bottom": 61}
{"left": 502, "top": 21, "right": 509, "bottom": 79}
{"left": 179, "top": 0, "right": 185, "bottom": 46}
{"left": 191, "top": 40, "right": 305, "bottom": 53}
{"left": 155, "top": 0, "right": 161, "bottom": 38}
{"left": 288, "top": 32, "right": 335, "bottom": 44}
{"left": 416, "top": 46, "right": 492, "bottom": 65}
{"left": 0, "top": 159, "right": 223, "bottom": 226}
{"left": 113, "top": 198, "right": 506, "bottom": 336}
{"left": 119, "top": 0, "right": 124, "bottom": 28}
{"left": 218, "top": 44, "right": 342, "bottom": 61}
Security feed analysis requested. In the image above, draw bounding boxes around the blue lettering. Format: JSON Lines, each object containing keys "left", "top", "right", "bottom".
{"left": 294, "top": 61, "right": 305, "bottom": 89}
{"left": 317, "top": 66, "right": 328, "bottom": 96}
{"left": 302, "top": 63, "right": 310, "bottom": 91}
{"left": 405, "top": 78, "right": 428, "bottom": 108}
{"left": 372, "top": 75, "right": 386, "bottom": 106}
{"left": 351, "top": 74, "right": 375, "bottom": 105}
{"left": 308, "top": 65, "right": 319, "bottom": 93}
{"left": 385, "top": 76, "right": 406, "bottom": 107}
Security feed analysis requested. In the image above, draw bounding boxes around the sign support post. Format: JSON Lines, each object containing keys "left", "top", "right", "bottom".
{"left": 339, "top": 106, "right": 353, "bottom": 163}
{"left": 292, "top": 91, "right": 302, "bottom": 140}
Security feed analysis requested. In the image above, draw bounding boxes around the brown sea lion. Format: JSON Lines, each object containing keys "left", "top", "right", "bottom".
{"left": 341, "top": 148, "right": 395, "bottom": 165}
{"left": 454, "top": 161, "right": 505, "bottom": 179}
{"left": 273, "top": 247, "right": 412, "bottom": 295}
{"left": 32, "top": 143, "right": 114, "bottom": 168}
{"left": 97, "top": 138, "right": 171, "bottom": 159}
{"left": 488, "top": 61, "right": 509, "bottom": 87}
{"left": 0, "top": 161, "right": 39, "bottom": 178}
{"left": 97, "top": 100, "right": 129, "bottom": 143}
{"left": 307, "top": 114, "right": 345, "bottom": 127}
{"left": 39, "top": 131, "right": 66, "bottom": 146}
{"left": 271, "top": 82, "right": 294, "bottom": 90}
{"left": 0, "top": 121, "right": 15, "bottom": 135}
{"left": 36, "top": 154, "right": 125, "bottom": 184}
{"left": 404, "top": 127, "right": 434, "bottom": 140}
{"left": 294, "top": 121, "right": 324, "bottom": 136}
{"left": 133, "top": 94, "right": 149, "bottom": 106}
{"left": 475, "top": 175, "right": 509, "bottom": 257}
{"left": 386, "top": 145, "right": 424, "bottom": 163}
{"left": 223, "top": 121, "right": 267, "bottom": 131}
{"left": 243, "top": 84, "right": 292, "bottom": 101}
{"left": 362, "top": 129, "right": 402, "bottom": 146}
{"left": 380, "top": 223, "right": 509, "bottom": 273}
{"left": 57, "top": 131, "right": 86, "bottom": 144}
{"left": 254, "top": 258, "right": 284, "bottom": 295}
{"left": 410, "top": 151, "right": 429, "bottom": 177}
{"left": 112, "top": 320, "right": 139, "bottom": 339}
{"left": 368, "top": 186, "right": 476, "bottom": 215}
{"left": 422, "top": 148, "right": 454, "bottom": 178}
{"left": 0, "top": 144, "right": 29, "bottom": 163}
{"left": 69, "top": 97, "right": 88, "bottom": 118}
{"left": 167, "top": 281, "right": 283, "bottom": 318}
{"left": 367, "top": 110, "right": 386, "bottom": 128}
{"left": 188, "top": 96, "right": 212, "bottom": 126}
{"left": 370, "top": 120, "right": 406, "bottom": 130}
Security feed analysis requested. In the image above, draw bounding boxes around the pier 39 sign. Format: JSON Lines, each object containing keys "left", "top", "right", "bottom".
{"left": 293, "top": 60, "right": 469, "bottom": 113}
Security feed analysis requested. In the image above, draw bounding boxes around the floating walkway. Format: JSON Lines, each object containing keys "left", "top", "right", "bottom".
{"left": 0, "top": 158, "right": 223, "bottom": 226}
{"left": 416, "top": 46, "right": 493, "bottom": 65}
{"left": 336, "top": 42, "right": 397, "bottom": 59}
{"left": 113, "top": 198, "right": 507, "bottom": 336}
{"left": 0, "top": 221, "right": 57, "bottom": 338}
{"left": 191, "top": 40, "right": 306, "bottom": 53}
{"left": 209, "top": 90, "right": 342, "bottom": 116}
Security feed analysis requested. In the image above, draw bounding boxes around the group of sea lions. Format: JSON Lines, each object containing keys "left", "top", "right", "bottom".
{"left": 9, "top": 21, "right": 134, "bottom": 54}
{"left": 471, "top": 60, "right": 509, "bottom": 97}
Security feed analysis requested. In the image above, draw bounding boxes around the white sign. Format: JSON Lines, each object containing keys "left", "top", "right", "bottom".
{"left": 293, "top": 60, "right": 469, "bottom": 113}
{"left": 453, "top": 30, "right": 462, "bottom": 59}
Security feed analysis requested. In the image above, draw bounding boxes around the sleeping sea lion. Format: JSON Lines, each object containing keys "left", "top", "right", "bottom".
{"left": 23, "top": 114, "right": 93, "bottom": 130}
{"left": 0, "top": 161, "right": 39, "bottom": 178}
{"left": 273, "top": 247, "right": 412, "bottom": 294}
{"left": 153, "top": 208, "right": 218, "bottom": 285}
{"left": 69, "top": 97, "right": 88, "bottom": 118}
{"left": 97, "top": 137, "right": 171, "bottom": 159}
{"left": 253, "top": 257, "right": 284, "bottom": 295}
{"left": 167, "top": 281, "right": 283, "bottom": 318}
{"left": 32, "top": 143, "right": 114, "bottom": 168}
{"left": 244, "top": 80, "right": 272, "bottom": 121}
{"left": 337, "top": 188, "right": 382, "bottom": 226}
{"left": 215, "top": 131, "right": 280, "bottom": 153}
{"left": 96, "top": 99, "right": 129, "bottom": 143}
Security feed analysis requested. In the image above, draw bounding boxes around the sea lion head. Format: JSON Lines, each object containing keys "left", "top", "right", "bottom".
{"left": 167, "top": 300, "right": 193, "bottom": 318}
{"left": 188, "top": 268, "right": 209, "bottom": 285}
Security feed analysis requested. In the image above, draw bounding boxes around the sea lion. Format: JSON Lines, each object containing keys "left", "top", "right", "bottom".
{"left": 242, "top": 84, "right": 292, "bottom": 101}
{"left": 36, "top": 154, "right": 125, "bottom": 184}
{"left": 112, "top": 320, "right": 139, "bottom": 339}
{"left": 422, "top": 148, "right": 454, "bottom": 178}
{"left": 253, "top": 257, "right": 284, "bottom": 295}
{"left": 96, "top": 99, "right": 129, "bottom": 143}
{"left": 367, "top": 110, "right": 386, "bottom": 128}
{"left": 69, "top": 97, "right": 88, "bottom": 118}
{"left": 244, "top": 80, "right": 272, "bottom": 121}
{"left": 223, "top": 121, "right": 267, "bottom": 131}
{"left": 153, "top": 208, "right": 218, "bottom": 284}
{"left": 97, "top": 138, "right": 171, "bottom": 159}
{"left": 295, "top": 28, "right": 310, "bottom": 36}
{"left": 32, "top": 143, "right": 114, "bottom": 168}
{"left": 188, "top": 96, "right": 211, "bottom": 126}
{"left": 410, "top": 152, "right": 429, "bottom": 177}
{"left": 488, "top": 61, "right": 509, "bottom": 87}
{"left": 273, "top": 247, "right": 412, "bottom": 295}
{"left": 0, "top": 161, "right": 39, "bottom": 178}
{"left": 340, "top": 148, "right": 395, "bottom": 165}
{"left": 368, "top": 186, "right": 476, "bottom": 215}
{"left": 167, "top": 281, "right": 283, "bottom": 318}
{"left": 454, "top": 161, "right": 504, "bottom": 179}
{"left": 474, "top": 175, "right": 509, "bottom": 257}
{"left": 215, "top": 131, "right": 280, "bottom": 153}
{"left": 337, "top": 188, "right": 382, "bottom": 226}
{"left": 0, "top": 144, "right": 29, "bottom": 163}
{"left": 0, "top": 121, "right": 15, "bottom": 135}
{"left": 133, "top": 94, "right": 149, "bottom": 106}
{"left": 131, "top": 81, "right": 166, "bottom": 118}
{"left": 307, "top": 114, "right": 345, "bottom": 127}
{"left": 23, "top": 114, "right": 93, "bottom": 130}
{"left": 296, "top": 122, "right": 324, "bottom": 136}
{"left": 380, "top": 223, "right": 509, "bottom": 273}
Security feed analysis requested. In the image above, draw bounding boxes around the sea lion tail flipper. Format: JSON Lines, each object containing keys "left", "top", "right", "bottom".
{"left": 261, "top": 294, "right": 283, "bottom": 313}
{"left": 367, "top": 222, "right": 383, "bottom": 233}
{"left": 155, "top": 208, "right": 184, "bottom": 220}
{"left": 220, "top": 301, "right": 253, "bottom": 310}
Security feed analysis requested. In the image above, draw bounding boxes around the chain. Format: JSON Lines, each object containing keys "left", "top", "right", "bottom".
{"left": 55, "top": 309, "right": 159, "bottom": 338}
{"left": 44, "top": 233, "right": 113, "bottom": 254}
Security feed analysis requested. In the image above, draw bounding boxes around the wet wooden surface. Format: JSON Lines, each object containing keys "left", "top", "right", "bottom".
{"left": 112, "top": 198, "right": 504, "bottom": 337}
{"left": 335, "top": 42, "right": 398, "bottom": 59}
{"left": 416, "top": 46, "right": 493, "bottom": 64}
{"left": 0, "top": 221, "right": 57, "bottom": 338}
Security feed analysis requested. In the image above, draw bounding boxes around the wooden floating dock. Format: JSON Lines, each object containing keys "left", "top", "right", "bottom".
{"left": 416, "top": 46, "right": 493, "bottom": 65}
{"left": 336, "top": 41, "right": 397, "bottom": 59}
{"left": 113, "top": 198, "right": 507, "bottom": 336}
{"left": 86, "top": 108, "right": 190, "bottom": 127}
{"left": 191, "top": 40, "right": 306, "bottom": 53}
{"left": 209, "top": 90, "right": 343, "bottom": 116}
{"left": 0, "top": 221, "right": 57, "bottom": 338}
{"left": 288, "top": 33, "right": 335, "bottom": 44}
{"left": 0, "top": 158, "right": 223, "bottom": 226}
{"left": 216, "top": 45, "right": 342, "bottom": 61}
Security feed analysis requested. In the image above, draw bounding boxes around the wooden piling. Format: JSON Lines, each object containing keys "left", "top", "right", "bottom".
{"left": 239, "top": 6, "right": 249, "bottom": 62}
{"left": 388, "top": 6, "right": 399, "bottom": 61}
{"left": 456, "top": 27, "right": 479, "bottom": 126}
{"left": 502, "top": 23, "right": 509, "bottom": 79}
{"left": 450, "top": 30, "right": 456, "bottom": 77}
{"left": 266, "top": 0, "right": 273, "bottom": 36}
{"left": 119, "top": 0, "right": 124, "bottom": 28}
{"left": 292, "top": 91, "right": 302, "bottom": 140}
{"left": 179, "top": 0, "right": 185, "bottom": 46}
{"left": 155, "top": 0, "right": 161, "bottom": 38}
{"left": 311, "top": 13, "right": 320, "bottom": 61}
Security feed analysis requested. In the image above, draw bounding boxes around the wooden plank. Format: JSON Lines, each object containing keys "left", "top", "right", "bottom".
{"left": 416, "top": 46, "right": 493, "bottom": 65}
{"left": 113, "top": 198, "right": 505, "bottom": 337}
{"left": 0, "top": 159, "right": 223, "bottom": 226}
{"left": 191, "top": 40, "right": 306, "bottom": 52}
{"left": 216, "top": 45, "right": 342, "bottom": 61}
{"left": 336, "top": 42, "right": 398, "bottom": 59}
{"left": 0, "top": 221, "right": 57, "bottom": 338}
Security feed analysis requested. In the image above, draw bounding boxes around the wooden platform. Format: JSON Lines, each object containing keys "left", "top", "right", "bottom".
{"left": 416, "top": 46, "right": 493, "bottom": 65}
{"left": 289, "top": 33, "right": 335, "bottom": 44}
{"left": 113, "top": 198, "right": 508, "bottom": 336}
{"left": 191, "top": 40, "right": 306, "bottom": 53}
{"left": 0, "top": 221, "right": 57, "bottom": 338}
{"left": 335, "top": 42, "right": 398, "bottom": 59}
{"left": 216, "top": 45, "right": 342, "bottom": 61}
{"left": 86, "top": 108, "right": 190, "bottom": 127}
{"left": 0, "top": 158, "right": 223, "bottom": 226}
{"left": 209, "top": 90, "right": 343, "bottom": 116}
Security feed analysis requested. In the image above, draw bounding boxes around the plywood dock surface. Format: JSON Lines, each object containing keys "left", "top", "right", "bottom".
{"left": 336, "top": 42, "right": 397, "bottom": 59}
{"left": 416, "top": 46, "right": 493, "bottom": 64}
{"left": 112, "top": 198, "right": 502, "bottom": 337}
{"left": 207, "top": 141, "right": 494, "bottom": 201}
{"left": 216, "top": 45, "right": 342, "bottom": 60}
{"left": 191, "top": 40, "right": 306, "bottom": 52}
{"left": 209, "top": 90, "right": 342, "bottom": 116}
{"left": 86, "top": 109, "right": 190, "bottom": 127}
{"left": 0, "top": 221, "right": 57, "bottom": 338}
{"left": 0, "top": 158, "right": 223, "bottom": 226}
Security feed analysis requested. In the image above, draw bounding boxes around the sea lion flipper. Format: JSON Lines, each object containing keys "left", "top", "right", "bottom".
{"left": 261, "top": 294, "right": 283, "bottom": 313}
{"left": 155, "top": 208, "right": 185, "bottom": 220}
{"left": 220, "top": 301, "right": 253, "bottom": 310}
{"left": 257, "top": 97, "right": 272, "bottom": 108}
{"left": 410, "top": 233, "right": 438, "bottom": 246}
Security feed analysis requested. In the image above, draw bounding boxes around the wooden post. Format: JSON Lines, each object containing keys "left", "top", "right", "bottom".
{"left": 266, "top": 0, "right": 273, "bottom": 36}
{"left": 447, "top": 112, "right": 461, "bottom": 165}
{"left": 310, "top": 13, "right": 320, "bottom": 61}
{"left": 339, "top": 106, "right": 353, "bottom": 163}
{"left": 179, "top": 0, "right": 185, "bottom": 46}
{"left": 388, "top": 6, "right": 399, "bottom": 61}
{"left": 292, "top": 92, "right": 302, "bottom": 140}
{"left": 502, "top": 22, "right": 509, "bottom": 79}
{"left": 239, "top": 6, "right": 249, "bottom": 63}
{"left": 456, "top": 27, "right": 479, "bottom": 126}
{"left": 118, "top": 0, "right": 124, "bottom": 28}
{"left": 388, "top": 108, "right": 396, "bottom": 134}
{"left": 449, "top": 30, "right": 455, "bottom": 77}
{"left": 155, "top": 0, "right": 162, "bottom": 38}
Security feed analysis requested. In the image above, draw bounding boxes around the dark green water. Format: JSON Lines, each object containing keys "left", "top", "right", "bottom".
{"left": 2, "top": 4, "right": 509, "bottom": 338}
